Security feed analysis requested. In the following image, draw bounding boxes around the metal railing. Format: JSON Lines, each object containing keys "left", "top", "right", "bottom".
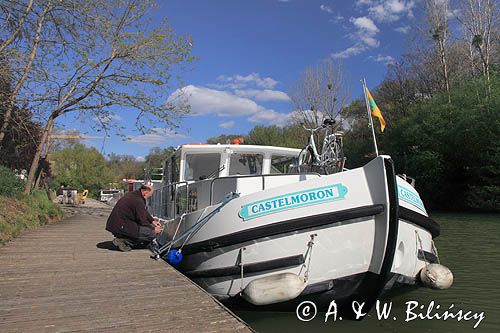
{"left": 149, "top": 173, "right": 322, "bottom": 218}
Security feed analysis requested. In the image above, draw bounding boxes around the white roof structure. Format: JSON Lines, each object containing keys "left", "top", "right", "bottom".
{"left": 178, "top": 144, "right": 300, "bottom": 156}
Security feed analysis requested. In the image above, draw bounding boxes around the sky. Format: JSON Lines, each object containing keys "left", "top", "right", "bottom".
{"left": 61, "top": 0, "right": 424, "bottom": 160}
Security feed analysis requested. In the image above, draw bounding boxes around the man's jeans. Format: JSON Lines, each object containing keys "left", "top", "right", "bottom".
{"left": 115, "top": 225, "right": 156, "bottom": 248}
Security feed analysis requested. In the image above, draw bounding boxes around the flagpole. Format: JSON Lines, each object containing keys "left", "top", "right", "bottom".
{"left": 362, "top": 78, "right": 379, "bottom": 156}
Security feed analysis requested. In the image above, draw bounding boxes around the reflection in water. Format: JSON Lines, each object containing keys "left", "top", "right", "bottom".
{"left": 238, "top": 213, "right": 500, "bottom": 333}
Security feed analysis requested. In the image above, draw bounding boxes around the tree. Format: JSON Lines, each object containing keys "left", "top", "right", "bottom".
{"left": 21, "top": 0, "right": 193, "bottom": 193}
{"left": 289, "top": 59, "right": 349, "bottom": 128}
{"left": 0, "top": 0, "right": 34, "bottom": 54}
{"left": 206, "top": 134, "right": 244, "bottom": 144}
{"left": 424, "top": 0, "right": 452, "bottom": 102}
{"left": 457, "top": 0, "right": 498, "bottom": 87}
{"left": 0, "top": 67, "right": 41, "bottom": 170}
{"left": 51, "top": 144, "right": 113, "bottom": 195}
{"left": 106, "top": 153, "right": 145, "bottom": 182}
{"left": 246, "top": 125, "right": 307, "bottom": 149}
{"left": 0, "top": 0, "right": 51, "bottom": 146}
{"left": 143, "top": 146, "right": 175, "bottom": 180}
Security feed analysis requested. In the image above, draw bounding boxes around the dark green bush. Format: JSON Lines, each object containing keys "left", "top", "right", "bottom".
{"left": 0, "top": 165, "right": 24, "bottom": 196}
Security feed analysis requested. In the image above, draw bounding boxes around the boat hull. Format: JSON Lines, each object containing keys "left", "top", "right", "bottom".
{"left": 155, "top": 156, "right": 439, "bottom": 315}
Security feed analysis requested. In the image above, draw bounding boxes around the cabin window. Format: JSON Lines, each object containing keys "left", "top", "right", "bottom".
{"left": 184, "top": 153, "right": 221, "bottom": 181}
{"left": 270, "top": 155, "right": 296, "bottom": 174}
{"left": 229, "top": 153, "right": 263, "bottom": 176}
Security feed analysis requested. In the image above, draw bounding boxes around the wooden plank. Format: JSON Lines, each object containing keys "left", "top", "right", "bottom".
{"left": 0, "top": 210, "right": 252, "bottom": 333}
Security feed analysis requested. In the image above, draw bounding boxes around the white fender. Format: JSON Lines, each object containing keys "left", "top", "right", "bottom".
{"left": 419, "top": 264, "right": 454, "bottom": 289}
{"left": 242, "top": 273, "right": 307, "bottom": 305}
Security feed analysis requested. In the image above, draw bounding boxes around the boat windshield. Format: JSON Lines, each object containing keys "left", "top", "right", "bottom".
{"left": 229, "top": 153, "right": 263, "bottom": 176}
{"left": 270, "top": 155, "right": 296, "bottom": 174}
{"left": 184, "top": 153, "right": 221, "bottom": 181}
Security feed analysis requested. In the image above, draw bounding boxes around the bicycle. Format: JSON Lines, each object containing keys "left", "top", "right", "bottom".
{"left": 297, "top": 118, "right": 345, "bottom": 174}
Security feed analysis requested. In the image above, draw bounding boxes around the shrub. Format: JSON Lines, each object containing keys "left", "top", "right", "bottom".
{"left": 0, "top": 191, "right": 63, "bottom": 244}
{"left": 0, "top": 165, "right": 23, "bottom": 197}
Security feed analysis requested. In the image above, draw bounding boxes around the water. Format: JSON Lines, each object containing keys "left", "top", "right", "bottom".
{"left": 238, "top": 213, "right": 500, "bottom": 333}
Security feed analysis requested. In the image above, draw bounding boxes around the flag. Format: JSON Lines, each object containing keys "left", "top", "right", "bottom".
{"left": 365, "top": 87, "right": 386, "bottom": 132}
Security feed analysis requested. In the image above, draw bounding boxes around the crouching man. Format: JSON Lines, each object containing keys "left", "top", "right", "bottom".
{"left": 106, "top": 184, "right": 162, "bottom": 252}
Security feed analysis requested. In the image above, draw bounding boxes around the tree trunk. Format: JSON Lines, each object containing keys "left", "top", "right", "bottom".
{"left": 438, "top": 38, "right": 451, "bottom": 103}
{"left": 24, "top": 115, "right": 55, "bottom": 194}
{"left": 34, "top": 169, "right": 42, "bottom": 191}
{"left": 42, "top": 173, "right": 53, "bottom": 201}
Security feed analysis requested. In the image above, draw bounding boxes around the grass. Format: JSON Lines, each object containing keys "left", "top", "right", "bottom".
{"left": 0, "top": 191, "right": 63, "bottom": 245}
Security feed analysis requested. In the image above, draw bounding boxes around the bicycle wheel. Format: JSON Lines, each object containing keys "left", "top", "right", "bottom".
{"left": 321, "top": 140, "right": 341, "bottom": 174}
{"left": 298, "top": 146, "right": 314, "bottom": 172}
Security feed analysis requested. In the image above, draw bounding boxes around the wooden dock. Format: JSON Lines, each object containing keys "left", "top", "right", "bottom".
{"left": 0, "top": 203, "right": 252, "bottom": 332}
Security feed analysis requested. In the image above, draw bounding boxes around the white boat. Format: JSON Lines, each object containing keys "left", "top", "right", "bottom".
{"left": 149, "top": 143, "right": 451, "bottom": 316}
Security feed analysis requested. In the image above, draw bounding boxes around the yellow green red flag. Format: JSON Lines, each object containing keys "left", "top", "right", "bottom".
{"left": 365, "top": 87, "right": 386, "bottom": 132}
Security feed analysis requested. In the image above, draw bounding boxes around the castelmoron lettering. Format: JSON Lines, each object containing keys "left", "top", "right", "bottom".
{"left": 239, "top": 184, "right": 348, "bottom": 221}
{"left": 398, "top": 185, "right": 427, "bottom": 214}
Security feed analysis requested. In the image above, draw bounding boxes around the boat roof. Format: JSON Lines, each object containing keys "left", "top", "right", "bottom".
{"left": 178, "top": 144, "right": 300, "bottom": 156}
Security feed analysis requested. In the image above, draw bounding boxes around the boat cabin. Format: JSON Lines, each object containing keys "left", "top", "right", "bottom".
{"left": 149, "top": 144, "right": 321, "bottom": 219}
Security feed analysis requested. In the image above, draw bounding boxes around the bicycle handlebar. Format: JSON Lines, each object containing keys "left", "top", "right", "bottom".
{"left": 301, "top": 123, "right": 322, "bottom": 132}
{"left": 301, "top": 120, "right": 337, "bottom": 132}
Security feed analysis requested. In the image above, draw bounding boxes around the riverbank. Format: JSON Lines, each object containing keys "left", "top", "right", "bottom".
{"left": 0, "top": 192, "right": 63, "bottom": 245}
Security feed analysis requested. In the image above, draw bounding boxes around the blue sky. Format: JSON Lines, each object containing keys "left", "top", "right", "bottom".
{"left": 62, "top": 0, "right": 423, "bottom": 160}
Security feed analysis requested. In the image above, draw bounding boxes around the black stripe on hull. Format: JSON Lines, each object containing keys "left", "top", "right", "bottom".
{"left": 181, "top": 204, "right": 385, "bottom": 255}
{"left": 399, "top": 206, "right": 440, "bottom": 238}
{"left": 185, "top": 254, "right": 305, "bottom": 278}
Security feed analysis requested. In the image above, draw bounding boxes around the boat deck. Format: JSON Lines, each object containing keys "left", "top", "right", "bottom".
{"left": 0, "top": 205, "right": 251, "bottom": 332}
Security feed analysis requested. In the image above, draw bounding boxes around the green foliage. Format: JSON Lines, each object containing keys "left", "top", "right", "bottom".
{"left": 106, "top": 153, "right": 145, "bottom": 182}
{"left": 0, "top": 191, "right": 63, "bottom": 244}
{"left": 246, "top": 125, "right": 307, "bottom": 148}
{"left": 382, "top": 73, "right": 500, "bottom": 211}
{"left": 339, "top": 72, "right": 499, "bottom": 211}
{"left": 206, "top": 134, "right": 244, "bottom": 144}
{"left": 51, "top": 144, "right": 113, "bottom": 196}
{"left": 145, "top": 147, "right": 175, "bottom": 168}
{"left": 0, "top": 165, "right": 24, "bottom": 197}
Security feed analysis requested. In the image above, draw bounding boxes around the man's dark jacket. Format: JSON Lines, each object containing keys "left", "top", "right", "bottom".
{"left": 106, "top": 190, "right": 154, "bottom": 239}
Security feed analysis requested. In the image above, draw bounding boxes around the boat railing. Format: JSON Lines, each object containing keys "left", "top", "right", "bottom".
{"left": 150, "top": 173, "right": 322, "bottom": 219}
{"left": 149, "top": 181, "right": 189, "bottom": 219}
{"left": 209, "top": 172, "right": 321, "bottom": 205}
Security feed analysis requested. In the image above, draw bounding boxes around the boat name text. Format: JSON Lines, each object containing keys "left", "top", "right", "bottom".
{"left": 239, "top": 184, "right": 348, "bottom": 221}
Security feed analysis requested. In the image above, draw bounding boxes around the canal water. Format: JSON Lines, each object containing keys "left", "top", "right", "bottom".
{"left": 238, "top": 213, "right": 500, "bottom": 333}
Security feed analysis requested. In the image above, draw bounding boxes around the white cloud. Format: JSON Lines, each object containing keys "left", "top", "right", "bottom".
{"left": 234, "top": 89, "right": 291, "bottom": 102}
{"left": 217, "top": 73, "right": 278, "bottom": 89}
{"left": 395, "top": 25, "right": 410, "bottom": 33}
{"left": 329, "top": 14, "right": 344, "bottom": 23}
{"left": 332, "top": 16, "right": 380, "bottom": 59}
{"left": 135, "top": 156, "right": 145, "bottom": 162}
{"left": 369, "top": 54, "right": 396, "bottom": 64}
{"left": 127, "top": 128, "right": 187, "bottom": 147}
{"left": 357, "top": 0, "right": 415, "bottom": 22}
{"left": 248, "top": 110, "right": 291, "bottom": 127}
{"left": 169, "top": 85, "right": 272, "bottom": 117}
{"left": 332, "top": 44, "right": 367, "bottom": 58}
{"left": 350, "top": 16, "right": 379, "bottom": 33}
{"left": 356, "top": 0, "right": 375, "bottom": 5}
{"left": 320, "top": 5, "right": 333, "bottom": 13}
{"left": 219, "top": 121, "right": 236, "bottom": 129}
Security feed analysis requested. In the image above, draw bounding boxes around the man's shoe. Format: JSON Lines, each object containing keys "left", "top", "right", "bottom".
{"left": 113, "top": 238, "right": 132, "bottom": 252}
